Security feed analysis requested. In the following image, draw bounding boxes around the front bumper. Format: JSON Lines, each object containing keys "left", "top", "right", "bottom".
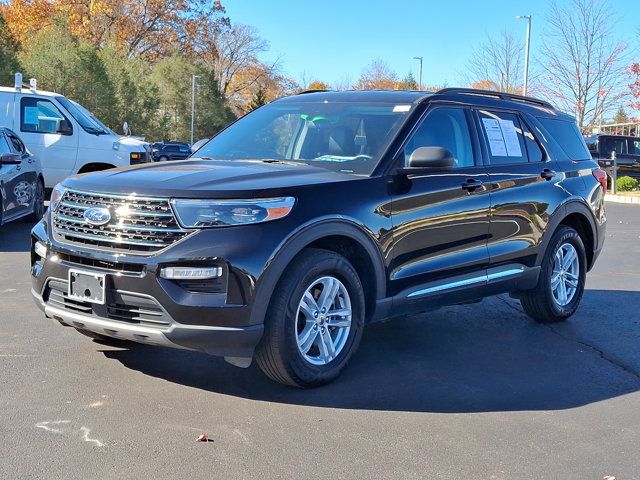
{"left": 30, "top": 218, "right": 269, "bottom": 361}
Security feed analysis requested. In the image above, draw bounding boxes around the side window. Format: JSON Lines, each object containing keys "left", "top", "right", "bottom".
{"left": 478, "top": 110, "right": 529, "bottom": 164}
{"left": 404, "top": 107, "right": 474, "bottom": 168}
{"left": 20, "top": 97, "right": 72, "bottom": 135}
{"left": 537, "top": 118, "right": 591, "bottom": 160}
{"left": 522, "top": 122, "right": 544, "bottom": 162}
{"left": 601, "top": 137, "right": 627, "bottom": 156}
{"left": 6, "top": 132, "right": 25, "bottom": 154}
{"left": 631, "top": 140, "right": 640, "bottom": 156}
{"left": 0, "top": 135, "right": 11, "bottom": 155}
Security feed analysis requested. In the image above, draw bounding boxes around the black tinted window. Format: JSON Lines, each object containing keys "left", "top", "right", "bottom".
{"left": 404, "top": 107, "right": 474, "bottom": 168}
{"left": 538, "top": 118, "right": 590, "bottom": 160}
{"left": 601, "top": 137, "right": 627, "bottom": 156}
{"left": 478, "top": 110, "right": 529, "bottom": 164}
{"left": 630, "top": 139, "right": 640, "bottom": 156}
{"left": 6, "top": 133, "right": 25, "bottom": 153}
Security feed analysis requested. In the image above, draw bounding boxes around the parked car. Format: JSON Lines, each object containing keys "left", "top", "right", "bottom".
{"left": 585, "top": 134, "right": 640, "bottom": 178}
{"left": 31, "top": 88, "right": 607, "bottom": 387}
{"left": 0, "top": 127, "right": 44, "bottom": 225}
{"left": 0, "top": 73, "right": 150, "bottom": 188}
{"left": 152, "top": 142, "right": 191, "bottom": 162}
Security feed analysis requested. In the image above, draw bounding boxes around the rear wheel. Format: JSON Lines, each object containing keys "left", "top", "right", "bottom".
{"left": 158, "top": 155, "right": 169, "bottom": 162}
{"left": 24, "top": 179, "right": 45, "bottom": 222}
{"left": 520, "top": 226, "right": 587, "bottom": 323}
{"left": 256, "top": 248, "right": 365, "bottom": 388}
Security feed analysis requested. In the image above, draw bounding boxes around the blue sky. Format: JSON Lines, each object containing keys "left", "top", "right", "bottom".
{"left": 224, "top": 0, "right": 639, "bottom": 88}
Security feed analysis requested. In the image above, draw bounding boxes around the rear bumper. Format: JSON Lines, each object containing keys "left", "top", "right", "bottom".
{"left": 31, "top": 288, "right": 263, "bottom": 359}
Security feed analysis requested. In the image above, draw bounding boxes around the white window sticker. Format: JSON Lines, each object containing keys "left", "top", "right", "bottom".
{"left": 393, "top": 105, "right": 411, "bottom": 112}
{"left": 482, "top": 118, "right": 507, "bottom": 157}
{"left": 498, "top": 119, "right": 522, "bottom": 157}
{"left": 23, "top": 106, "right": 40, "bottom": 125}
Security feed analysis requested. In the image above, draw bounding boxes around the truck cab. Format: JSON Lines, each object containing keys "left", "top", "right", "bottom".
{"left": 0, "top": 74, "right": 150, "bottom": 188}
{"left": 586, "top": 134, "right": 640, "bottom": 179}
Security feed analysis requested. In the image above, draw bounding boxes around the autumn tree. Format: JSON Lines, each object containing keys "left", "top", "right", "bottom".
{"left": 470, "top": 80, "right": 501, "bottom": 92}
{"left": 355, "top": 59, "right": 398, "bottom": 90}
{"left": 631, "top": 63, "right": 640, "bottom": 118}
{"left": 467, "top": 30, "right": 523, "bottom": 93}
{"left": 248, "top": 88, "right": 268, "bottom": 111}
{"left": 307, "top": 80, "right": 329, "bottom": 90}
{"left": 538, "top": 0, "right": 628, "bottom": 128}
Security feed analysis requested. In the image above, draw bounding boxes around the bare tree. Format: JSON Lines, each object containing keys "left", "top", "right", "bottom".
{"left": 538, "top": 0, "right": 628, "bottom": 129}
{"left": 466, "top": 30, "right": 523, "bottom": 93}
{"left": 354, "top": 59, "right": 398, "bottom": 90}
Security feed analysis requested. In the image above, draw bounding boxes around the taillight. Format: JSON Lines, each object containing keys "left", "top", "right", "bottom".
{"left": 592, "top": 168, "right": 607, "bottom": 193}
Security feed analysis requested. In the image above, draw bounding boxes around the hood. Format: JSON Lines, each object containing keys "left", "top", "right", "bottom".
{"left": 63, "top": 158, "right": 356, "bottom": 198}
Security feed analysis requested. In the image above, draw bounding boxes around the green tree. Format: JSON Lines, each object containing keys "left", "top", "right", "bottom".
{"left": 613, "top": 106, "right": 629, "bottom": 124}
{"left": 397, "top": 72, "right": 418, "bottom": 90}
{"left": 0, "top": 14, "right": 21, "bottom": 86}
{"left": 248, "top": 87, "right": 268, "bottom": 111}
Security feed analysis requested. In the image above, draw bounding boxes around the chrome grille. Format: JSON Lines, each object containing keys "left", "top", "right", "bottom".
{"left": 52, "top": 190, "right": 188, "bottom": 254}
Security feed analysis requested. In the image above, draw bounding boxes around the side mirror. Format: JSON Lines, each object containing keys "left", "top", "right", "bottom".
{"left": 407, "top": 146, "right": 454, "bottom": 169}
{"left": 0, "top": 152, "right": 21, "bottom": 165}
{"left": 190, "top": 138, "right": 209, "bottom": 154}
{"left": 123, "top": 121, "right": 131, "bottom": 136}
{"left": 57, "top": 119, "right": 72, "bottom": 135}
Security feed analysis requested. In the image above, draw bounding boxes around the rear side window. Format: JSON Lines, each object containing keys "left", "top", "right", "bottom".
{"left": 538, "top": 118, "right": 590, "bottom": 160}
{"left": 6, "top": 132, "right": 25, "bottom": 153}
{"left": 601, "top": 137, "right": 627, "bottom": 156}
{"left": 631, "top": 139, "right": 640, "bottom": 155}
{"left": 477, "top": 110, "right": 529, "bottom": 164}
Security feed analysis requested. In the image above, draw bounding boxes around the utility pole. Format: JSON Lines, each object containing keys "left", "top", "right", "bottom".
{"left": 516, "top": 15, "right": 531, "bottom": 96}
{"left": 413, "top": 56, "right": 423, "bottom": 90}
{"left": 190, "top": 74, "right": 200, "bottom": 145}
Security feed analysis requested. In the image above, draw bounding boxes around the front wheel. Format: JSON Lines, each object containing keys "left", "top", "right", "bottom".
{"left": 520, "top": 225, "right": 587, "bottom": 323}
{"left": 256, "top": 248, "right": 365, "bottom": 388}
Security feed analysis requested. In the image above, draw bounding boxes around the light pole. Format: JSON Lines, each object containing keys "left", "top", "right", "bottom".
{"left": 516, "top": 15, "right": 531, "bottom": 96}
{"left": 413, "top": 56, "right": 423, "bottom": 90}
{"left": 190, "top": 74, "right": 200, "bottom": 145}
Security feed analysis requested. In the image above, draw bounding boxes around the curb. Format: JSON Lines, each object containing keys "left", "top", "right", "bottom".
{"left": 606, "top": 194, "right": 640, "bottom": 204}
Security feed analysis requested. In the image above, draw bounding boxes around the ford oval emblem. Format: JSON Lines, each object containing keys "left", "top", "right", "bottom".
{"left": 83, "top": 207, "right": 111, "bottom": 226}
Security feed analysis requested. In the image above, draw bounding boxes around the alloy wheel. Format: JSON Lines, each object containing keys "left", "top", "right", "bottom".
{"left": 551, "top": 242, "right": 580, "bottom": 306}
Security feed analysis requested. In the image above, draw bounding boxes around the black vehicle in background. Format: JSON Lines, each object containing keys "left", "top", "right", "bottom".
{"left": 31, "top": 88, "right": 607, "bottom": 387}
{"left": 586, "top": 134, "right": 640, "bottom": 178}
{"left": 151, "top": 142, "right": 191, "bottom": 162}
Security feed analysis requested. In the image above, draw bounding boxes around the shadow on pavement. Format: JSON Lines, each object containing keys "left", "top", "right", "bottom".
{"left": 0, "top": 221, "right": 36, "bottom": 253}
{"left": 101, "top": 289, "right": 640, "bottom": 413}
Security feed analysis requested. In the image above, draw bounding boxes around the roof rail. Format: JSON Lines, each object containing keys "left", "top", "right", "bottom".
{"left": 435, "top": 87, "right": 554, "bottom": 109}
{"left": 297, "top": 89, "right": 331, "bottom": 95}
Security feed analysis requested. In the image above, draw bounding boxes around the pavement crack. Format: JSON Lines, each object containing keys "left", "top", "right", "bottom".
{"left": 543, "top": 323, "right": 640, "bottom": 382}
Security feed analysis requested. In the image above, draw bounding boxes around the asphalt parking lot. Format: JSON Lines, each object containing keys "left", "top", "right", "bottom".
{"left": 1, "top": 202, "right": 639, "bottom": 480}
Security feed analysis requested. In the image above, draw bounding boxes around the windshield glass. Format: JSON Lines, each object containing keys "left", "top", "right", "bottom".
{"left": 55, "top": 96, "right": 110, "bottom": 135}
{"left": 195, "top": 101, "right": 414, "bottom": 175}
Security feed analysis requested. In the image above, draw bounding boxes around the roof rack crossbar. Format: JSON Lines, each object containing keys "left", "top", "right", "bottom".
{"left": 435, "top": 87, "right": 554, "bottom": 109}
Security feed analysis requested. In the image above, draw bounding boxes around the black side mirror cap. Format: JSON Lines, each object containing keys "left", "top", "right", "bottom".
{"left": 0, "top": 152, "right": 21, "bottom": 165}
{"left": 407, "top": 146, "right": 455, "bottom": 169}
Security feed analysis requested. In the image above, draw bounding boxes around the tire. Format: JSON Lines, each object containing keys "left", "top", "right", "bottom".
{"left": 520, "top": 225, "right": 587, "bottom": 323}
{"left": 158, "top": 156, "right": 169, "bottom": 162}
{"left": 24, "top": 179, "right": 45, "bottom": 222}
{"left": 255, "top": 248, "right": 365, "bottom": 388}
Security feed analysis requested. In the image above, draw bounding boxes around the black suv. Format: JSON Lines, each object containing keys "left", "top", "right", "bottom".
{"left": 586, "top": 134, "right": 640, "bottom": 178}
{"left": 30, "top": 89, "right": 607, "bottom": 387}
{"left": 152, "top": 142, "right": 191, "bottom": 162}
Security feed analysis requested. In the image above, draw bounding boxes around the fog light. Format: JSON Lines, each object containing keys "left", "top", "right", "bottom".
{"left": 160, "top": 266, "right": 222, "bottom": 280}
{"left": 34, "top": 241, "right": 47, "bottom": 259}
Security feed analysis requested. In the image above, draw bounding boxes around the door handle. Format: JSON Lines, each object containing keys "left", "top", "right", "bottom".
{"left": 540, "top": 168, "right": 556, "bottom": 180}
{"left": 461, "top": 178, "right": 483, "bottom": 192}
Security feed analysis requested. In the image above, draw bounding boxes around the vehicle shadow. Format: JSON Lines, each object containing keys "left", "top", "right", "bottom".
{"left": 0, "top": 220, "right": 36, "bottom": 252}
{"left": 101, "top": 289, "right": 640, "bottom": 413}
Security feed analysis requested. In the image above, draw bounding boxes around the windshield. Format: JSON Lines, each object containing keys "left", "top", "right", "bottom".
{"left": 55, "top": 96, "right": 110, "bottom": 135}
{"left": 195, "top": 101, "right": 414, "bottom": 175}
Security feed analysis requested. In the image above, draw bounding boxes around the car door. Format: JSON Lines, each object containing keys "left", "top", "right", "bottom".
{"left": 0, "top": 132, "right": 28, "bottom": 222}
{"left": 388, "top": 105, "right": 491, "bottom": 301}
{"left": 18, "top": 96, "right": 78, "bottom": 186}
{"left": 474, "top": 108, "right": 560, "bottom": 267}
{"left": 6, "top": 129, "right": 38, "bottom": 217}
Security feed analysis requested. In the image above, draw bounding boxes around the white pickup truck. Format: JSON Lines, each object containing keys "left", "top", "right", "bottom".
{"left": 0, "top": 74, "right": 150, "bottom": 188}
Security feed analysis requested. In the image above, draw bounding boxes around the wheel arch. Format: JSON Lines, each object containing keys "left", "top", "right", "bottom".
{"left": 77, "top": 162, "right": 116, "bottom": 174}
{"left": 250, "top": 219, "right": 387, "bottom": 326}
{"left": 538, "top": 200, "right": 597, "bottom": 270}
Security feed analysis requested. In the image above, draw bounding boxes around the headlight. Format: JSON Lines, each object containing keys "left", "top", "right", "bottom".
{"left": 171, "top": 197, "right": 295, "bottom": 228}
{"left": 50, "top": 183, "right": 67, "bottom": 212}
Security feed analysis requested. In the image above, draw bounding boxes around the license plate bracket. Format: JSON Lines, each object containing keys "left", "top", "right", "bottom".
{"left": 68, "top": 269, "right": 106, "bottom": 305}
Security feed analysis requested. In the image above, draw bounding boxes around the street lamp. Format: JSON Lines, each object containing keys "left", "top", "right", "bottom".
{"left": 413, "top": 56, "right": 423, "bottom": 90}
{"left": 516, "top": 15, "right": 531, "bottom": 96}
{"left": 190, "top": 74, "right": 201, "bottom": 145}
